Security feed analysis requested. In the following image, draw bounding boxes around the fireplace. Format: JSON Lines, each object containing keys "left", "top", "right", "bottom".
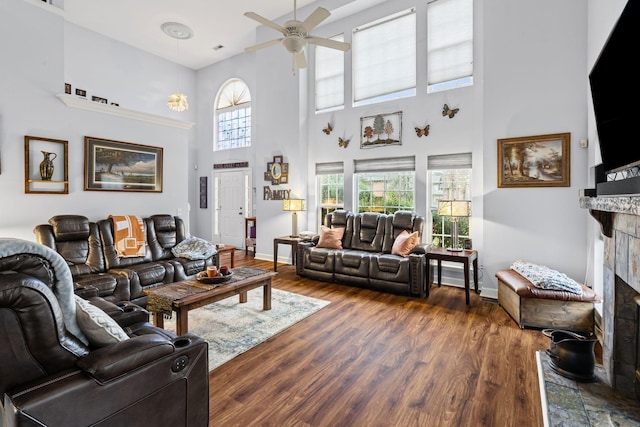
{"left": 580, "top": 196, "right": 640, "bottom": 397}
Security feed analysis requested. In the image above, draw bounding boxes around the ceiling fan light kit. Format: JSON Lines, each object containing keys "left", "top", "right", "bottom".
{"left": 244, "top": 0, "right": 351, "bottom": 71}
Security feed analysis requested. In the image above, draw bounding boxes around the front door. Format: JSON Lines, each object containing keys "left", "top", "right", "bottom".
{"left": 213, "top": 169, "right": 251, "bottom": 248}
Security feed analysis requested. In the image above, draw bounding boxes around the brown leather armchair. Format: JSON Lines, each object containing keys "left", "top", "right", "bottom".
{"left": 0, "top": 238, "right": 209, "bottom": 427}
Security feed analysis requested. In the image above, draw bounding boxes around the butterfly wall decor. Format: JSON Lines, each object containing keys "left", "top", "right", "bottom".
{"left": 322, "top": 122, "right": 333, "bottom": 135}
{"left": 415, "top": 125, "right": 430, "bottom": 138}
{"left": 442, "top": 104, "right": 460, "bottom": 119}
{"left": 338, "top": 137, "right": 350, "bottom": 148}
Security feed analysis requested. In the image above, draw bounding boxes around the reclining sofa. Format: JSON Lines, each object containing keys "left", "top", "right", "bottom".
{"left": 296, "top": 210, "right": 430, "bottom": 297}
{"left": 0, "top": 238, "right": 209, "bottom": 426}
{"left": 34, "top": 214, "right": 218, "bottom": 308}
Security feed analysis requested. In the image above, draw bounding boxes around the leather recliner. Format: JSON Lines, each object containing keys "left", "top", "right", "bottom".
{"left": 34, "top": 215, "right": 131, "bottom": 302}
{"left": 0, "top": 239, "right": 209, "bottom": 427}
{"left": 297, "top": 210, "right": 429, "bottom": 297}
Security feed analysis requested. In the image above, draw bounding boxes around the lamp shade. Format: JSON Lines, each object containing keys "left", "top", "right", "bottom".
{"left": 282, "top": 199, "right": 306, "bottom": 212}
{"left": 438, "top": 200, "right": 471, "bottom": 218}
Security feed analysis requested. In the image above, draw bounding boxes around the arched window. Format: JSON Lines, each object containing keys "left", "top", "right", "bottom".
{"left": 215, "top": 78, "right": 251, "bottom": 151}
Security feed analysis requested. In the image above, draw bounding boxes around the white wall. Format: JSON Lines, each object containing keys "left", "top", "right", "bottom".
{"left": 0, "top": 0, "right": 196, "bottom": 240}
{"left": 2, "top": 0, "right": 596, "bottom": 300}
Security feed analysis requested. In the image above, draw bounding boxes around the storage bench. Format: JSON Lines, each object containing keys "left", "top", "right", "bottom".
{"left": 496, "top": 269, "right": 599, "bottom": 333}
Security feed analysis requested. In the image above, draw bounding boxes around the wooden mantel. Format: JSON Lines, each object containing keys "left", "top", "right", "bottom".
{"left": 579, "top": 196, "right": 640, "bottom": 238}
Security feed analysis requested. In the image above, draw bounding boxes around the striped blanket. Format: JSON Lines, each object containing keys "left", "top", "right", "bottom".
{"left": 109, "top": 215, "right": 146, "bottom": 257}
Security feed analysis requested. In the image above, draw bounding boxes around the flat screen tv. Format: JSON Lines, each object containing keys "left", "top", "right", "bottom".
{"left": 589, "top": 0, "right": 638, "bottom": 175}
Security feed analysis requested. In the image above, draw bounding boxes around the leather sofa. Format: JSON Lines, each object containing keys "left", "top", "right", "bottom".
{"left": 0, "top": 238, "right": 209, "bottom": 427}
{"left": 34, "top": 214, "right": 218, "bottom": 308}
{"left": 296, "top": 210, "right": 430, "bottom": 297}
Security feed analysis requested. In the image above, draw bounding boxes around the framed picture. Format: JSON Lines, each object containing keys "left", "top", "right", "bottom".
{"left": 497, "top": 132, "right": 570, "bottom": 188}
{"left": 280, "top": 175, "right": 288, "bottom": 184}
{"left": 84, "top": 136, "right": 163, "bottom": 192}
{"left": 282, "top": 163, "right": 289, "bottom": 174}
{"left": 92, "top": 96, "right": 108, "bottom": 104}
{"left": 361, "top": 111, "right": 402, "bottom": 148}
{"left": 273, "top": 155, "right": 284, "bottom": 164}
{"left": 24, "top": 135, "right": 68, "bottom": 194}
{"left": 264, "top": 171, "right": 271, "bottom": 181}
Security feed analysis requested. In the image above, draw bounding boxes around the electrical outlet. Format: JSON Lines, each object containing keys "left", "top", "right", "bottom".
{"left": 579, "top": 139, "right": 588, "bottom": 148}
{"left": 177, "top": 208, "right": 183, "bottom": 216}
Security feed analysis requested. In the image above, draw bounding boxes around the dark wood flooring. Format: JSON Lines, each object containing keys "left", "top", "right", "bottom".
{"left": 208, "top": 251, "right": 550, "bottom": 427}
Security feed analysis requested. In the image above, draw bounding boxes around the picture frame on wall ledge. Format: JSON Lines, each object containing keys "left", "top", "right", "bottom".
{"left": 497, "top": 132, "right": 570, "bottom": 188}
{"left": 84, "top": 136, "right": 163, "bottom": 192}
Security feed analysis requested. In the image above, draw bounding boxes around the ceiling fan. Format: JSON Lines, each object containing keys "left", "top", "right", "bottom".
{"left": 244, "top": 0, "right": 351, "bottom": 69}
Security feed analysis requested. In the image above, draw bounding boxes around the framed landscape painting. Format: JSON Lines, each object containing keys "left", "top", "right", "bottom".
{"left": 497, "top": 132, "right": 570, "bottom": 188}
{"left": 84, "top": 136, "right": 163, "bottom": 192}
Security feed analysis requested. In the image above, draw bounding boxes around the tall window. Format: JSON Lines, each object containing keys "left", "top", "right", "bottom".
{"left": 215, "top": 79, "right": 251, "bottom": 151}
{"left": 355, "top": 156, "right": 415, "bottom": 214}
{"left": 427, "top": 0, "right": 473, "bottom": 93}
{"left": 315, "top": 35, "right": 345, "bottom": 113}
{"left": 428, "top": 153, "right": 472, "bottom": 248}
{"left": 316, "top": 162, "right": 344, "bottom": 228}
{"left": 353, "top": 8, "right": 416, "bottom": 106}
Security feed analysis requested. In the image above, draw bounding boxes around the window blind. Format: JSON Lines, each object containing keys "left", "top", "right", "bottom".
{"left": 353, "top": 9, "right": 416, "bottom": 104}
{"left": 427, "top": 153, "right": 472, "bottom": 170}
{"left": 316, "top": 162, "right": 344, "bottom": 175}
{"left": 315, "top": 35, "right": 345, "bottom": 111}
{"left": 427, "top": 0, "right": 473, "bottom": 86}
{"left": 354, "top": 156, "right": 415, "bottom": 173}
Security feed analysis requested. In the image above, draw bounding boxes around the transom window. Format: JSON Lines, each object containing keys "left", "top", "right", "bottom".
{"left": 352, "top": 8, "right": 416, "bottom": 107}
{"left": 427, "top": 0, "right": 474, "bottom": 93}
{"left": 215, "top": 79, "right": 251, "bottom": 151}
{"left": 315, "top": 35, "right": 345, "bottom": 113}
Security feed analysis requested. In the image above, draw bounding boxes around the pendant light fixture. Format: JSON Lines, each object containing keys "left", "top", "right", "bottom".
{"left": 161, "top": 22, "right": 193, "bottom": 112}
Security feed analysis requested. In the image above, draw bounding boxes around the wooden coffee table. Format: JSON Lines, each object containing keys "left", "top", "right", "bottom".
{"left": 144, "top": 267, "right": 276, "bottom": 335}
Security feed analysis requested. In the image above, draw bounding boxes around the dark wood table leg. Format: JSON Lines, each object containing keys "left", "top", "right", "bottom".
{"left": 239, "top": 291, "right": 247, "bottom": 303}
{"left": 464, "top": 259, "right": 470, "bottom": 305}
{"left": 263, "top": 281, "right": 271, "bottom": 310}
{"left": 176, "top": 309, "right": 188, "bottom": 336}
{"left": 153, "top": 312, "right": 164, "bottom": 330}
{"left": 437, "top": 260, "right": 442, "bottom": 287}
{"left": 473, "top": 257, "right": 478, "bottom": 293}
{"left": 273, "top": 240, "right": 278, "bottom": 272}
{"left": 230, "top": 250, "right": 235, "bottom": 268}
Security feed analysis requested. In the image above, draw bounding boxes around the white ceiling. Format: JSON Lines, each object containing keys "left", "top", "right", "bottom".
{"left": 62, "top": 0, "right": 382, "bottom": 70}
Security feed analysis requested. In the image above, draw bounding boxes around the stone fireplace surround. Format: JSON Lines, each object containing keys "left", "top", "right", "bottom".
{"left": 579, "top": 196, "right": 640, "bottom": 396}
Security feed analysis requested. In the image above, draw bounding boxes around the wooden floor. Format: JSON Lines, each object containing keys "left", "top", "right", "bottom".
{"left": 208, "top": 251, "right": 550, "bottom": 427}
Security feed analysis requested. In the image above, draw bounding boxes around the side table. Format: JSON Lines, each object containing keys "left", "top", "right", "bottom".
{"left": 273, "top": 236, "right": 301, "bottom": 272}
{"left": 216, "top": 245, "right": 236, "bottom": 268}
{"left": 426, "top": 247, "right": 478, "bottom": 304}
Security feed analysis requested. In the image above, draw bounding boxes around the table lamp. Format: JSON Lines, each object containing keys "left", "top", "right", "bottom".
{"left": 438, "top": 200, "right": 471, "bottom": 252}
{"left": 282, "top": 199, "right": 306, "bottom": 237}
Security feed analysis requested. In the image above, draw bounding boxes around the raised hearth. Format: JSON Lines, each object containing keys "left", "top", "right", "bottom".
{"left": 579, "top": 196, "right": 640, "bottom": 397}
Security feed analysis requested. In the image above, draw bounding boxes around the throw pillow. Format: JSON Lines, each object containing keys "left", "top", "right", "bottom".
{"left": 74, "top": 295, "right": 130, "bottom": 347}
{"left": 316, "top": 226, "right": 345, "bottom": 249}
{"left": 171, "top": 236, "right": 217, "bottom": 260}
{"left": 391, "top": 230, "right": 419, "bottom": 257}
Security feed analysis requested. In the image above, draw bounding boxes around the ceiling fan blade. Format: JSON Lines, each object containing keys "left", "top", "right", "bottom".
{"left": 244, "top": 12, "right": 287, "bottom": 35}
{"left": 294, "top": 50, "right": 308, "bottom": 69}
{"left": 245, "top": 38, "right": 284, "bottom": 52}
{"left": 299, "top": 7, "right": 331, "bottom": 33}
{"left": 306, "top": 36, "right": 351, "bottom": 52}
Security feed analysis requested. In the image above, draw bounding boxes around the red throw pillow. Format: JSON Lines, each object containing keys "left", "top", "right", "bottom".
{"left": 391, "top": 230, "right": 419, "bottom": 257}
{"left": 316, "top": 226, "right": 345, "bottom": 249}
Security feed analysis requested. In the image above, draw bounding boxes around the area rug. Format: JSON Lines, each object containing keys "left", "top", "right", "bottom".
{"left": 162, "top": 288, "right": 330, "bottom": 371}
